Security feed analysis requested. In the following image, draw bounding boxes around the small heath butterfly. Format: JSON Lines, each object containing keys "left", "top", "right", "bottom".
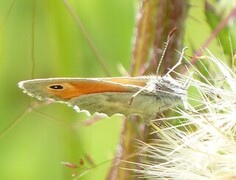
{"left": 18, "top": 44, "right": 188, "bottom": 119}
{"left": 18, "top": 72, "right": 187, "bottom": 119}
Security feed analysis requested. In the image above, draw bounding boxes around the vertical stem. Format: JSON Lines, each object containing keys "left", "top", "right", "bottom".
{"left": 131, "top": 0, "right": 159, "bottom": 76}
{"left": 107, "top": 1, "right": 189, "bottom": 179}
{"left": 131, "top": 0, "right": 188, "bottom": 76}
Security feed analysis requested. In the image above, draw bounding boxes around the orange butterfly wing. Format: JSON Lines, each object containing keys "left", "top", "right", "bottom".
{"left": 19, "top": 77, "right": 150, "bottom": 100}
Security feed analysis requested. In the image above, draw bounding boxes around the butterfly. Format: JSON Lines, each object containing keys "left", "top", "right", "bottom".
{"left": 18, "top": 75, "right": 187, "bottom": 119}
{"left": 18, "top": 47, "right": 189, "bottom": 120}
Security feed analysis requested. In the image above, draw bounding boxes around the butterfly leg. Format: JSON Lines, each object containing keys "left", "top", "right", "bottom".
{"left": 165, "top": 47, "right": 188, "bottom": 76}
{"left": 128, "top": 84, "right": 149, "bottom": 105}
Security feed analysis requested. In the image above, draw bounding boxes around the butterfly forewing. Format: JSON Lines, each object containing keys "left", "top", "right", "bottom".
{"left": 18, "top": 76, "right": 187, "bottom": 118}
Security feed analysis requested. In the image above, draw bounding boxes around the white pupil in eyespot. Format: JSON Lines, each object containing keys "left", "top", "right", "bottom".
{"left": 49, "top": 85, "right": 64, "bottom": 89}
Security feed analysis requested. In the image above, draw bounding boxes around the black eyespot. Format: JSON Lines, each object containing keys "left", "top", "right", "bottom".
{"left": 49, "top": 84, "right": 64, "bottom": 90}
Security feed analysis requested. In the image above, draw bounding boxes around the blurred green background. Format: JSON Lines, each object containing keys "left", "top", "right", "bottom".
{"left": 0, "top": 0, "right": 235, "bottom": 179}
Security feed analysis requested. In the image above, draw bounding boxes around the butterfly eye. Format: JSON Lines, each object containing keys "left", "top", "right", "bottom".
{"left": 49, "top": 84, "right": 64, "bottom": 90}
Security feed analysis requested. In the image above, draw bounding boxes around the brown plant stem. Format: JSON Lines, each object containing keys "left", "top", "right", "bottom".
{"left": 131, "top": 0, "right": 188, "bottom": 76}
{"left": 107, "top": 0, "right": 189, "bottom": 179}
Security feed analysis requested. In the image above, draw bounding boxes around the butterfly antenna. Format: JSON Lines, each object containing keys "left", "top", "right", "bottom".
{"left": 156, "top": 27, "right": 177, "bottom": 76}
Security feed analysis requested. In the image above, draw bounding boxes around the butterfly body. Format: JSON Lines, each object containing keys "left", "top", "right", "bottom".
{"left": 18, "top": 76, "right": 187, "bottom": 119}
